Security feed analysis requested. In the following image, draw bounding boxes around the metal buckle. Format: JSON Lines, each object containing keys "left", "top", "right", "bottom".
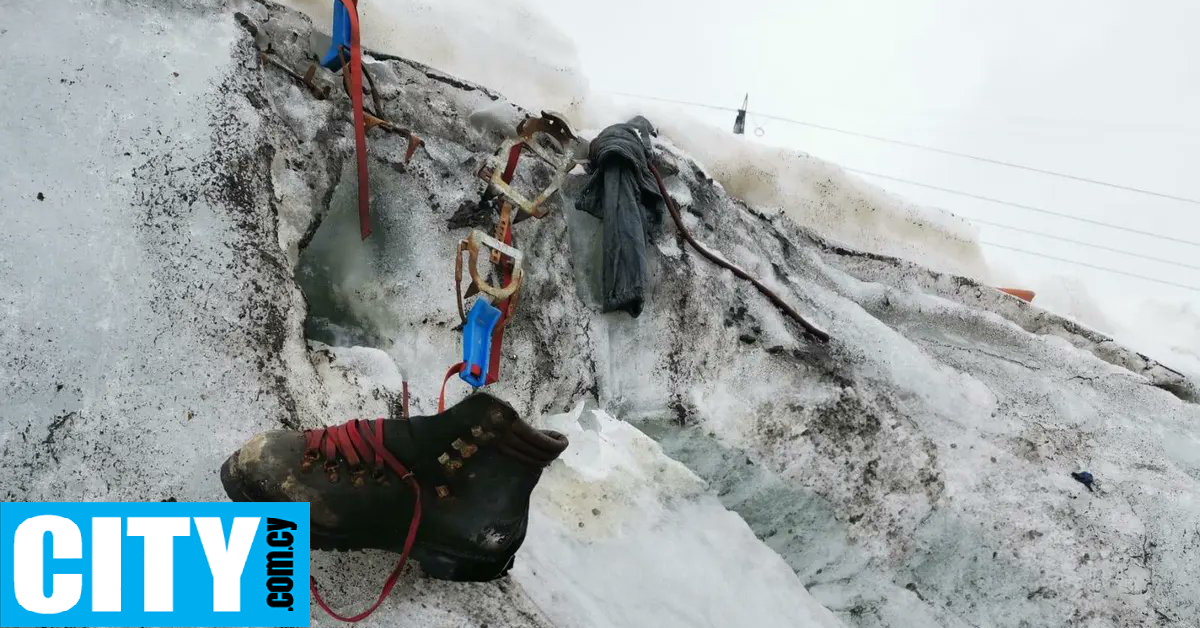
{"left": 455, "top": 229, "right": 524, "bottom": 321}
{"left": 478, "top": 111, "right": 579, "bottom": 219}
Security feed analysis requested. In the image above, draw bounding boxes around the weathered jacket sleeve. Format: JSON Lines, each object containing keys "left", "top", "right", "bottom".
{"left": 573, "top": 123, "right": 663, "bottom": 317}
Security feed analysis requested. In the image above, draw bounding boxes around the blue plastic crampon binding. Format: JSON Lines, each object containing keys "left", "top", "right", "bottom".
{"left": 461, "top": 299, "right": 502, "bottom": 388}
{"left": 320, "top": 0, "right": 353, "bottom": 71}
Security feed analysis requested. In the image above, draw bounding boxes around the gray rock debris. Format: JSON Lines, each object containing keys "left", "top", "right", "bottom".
{"left": 0, "top": 1, "right": 552, "bottom": 626}
{"left": 3, "top": 1, "right": 1198, "bottom": 627}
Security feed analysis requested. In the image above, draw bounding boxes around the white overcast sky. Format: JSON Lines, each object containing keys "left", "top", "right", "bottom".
{"left": 523, "top": 0, "right": 1200, "bottom": 316}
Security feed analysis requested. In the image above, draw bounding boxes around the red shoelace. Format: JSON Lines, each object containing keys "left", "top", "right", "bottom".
{"left": 304, "top": 418, "right": 422, "bottom": 622}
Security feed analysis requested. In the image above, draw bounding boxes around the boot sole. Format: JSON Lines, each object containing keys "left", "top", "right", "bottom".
{"left": 220, "top": 453, "right": 516, "bottom": 582}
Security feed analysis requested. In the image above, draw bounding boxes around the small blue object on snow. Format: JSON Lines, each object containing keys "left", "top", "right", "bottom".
{"left": 320, "top": 0, "right": 352, "bottom": 71}
{"left": 461, "top": 299, "right": 502, "bottom": 388}
{"left": 1071, "top": 471, "right": 1095, "bottom": 492}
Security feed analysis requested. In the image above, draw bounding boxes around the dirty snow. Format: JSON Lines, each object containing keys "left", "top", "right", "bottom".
{"left": 516, "top": 404, "right": 845, "bottom": 628}
{"left": 280, "top": 11, "right": 1200, "bottom": 622}
{"left": 1010, "top": 274, "right": 1200, "bottom": 382}
{"left": 276, "top": 0, "right": 1200, "bottom": 389}
{"left": 277, "top": 0, "right": 992, "bottom": 284}
{"left": 4, "top": 2, "right": 1200, "bottom": 628}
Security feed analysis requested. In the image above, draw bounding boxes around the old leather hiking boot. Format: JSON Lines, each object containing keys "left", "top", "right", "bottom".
{"left": 220, "top": 392, "right": 568, "bottom": 587}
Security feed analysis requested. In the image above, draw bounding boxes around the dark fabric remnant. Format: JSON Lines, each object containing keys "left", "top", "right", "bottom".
{"left": 575, "top": 117, "right": 663, "bottom": 317}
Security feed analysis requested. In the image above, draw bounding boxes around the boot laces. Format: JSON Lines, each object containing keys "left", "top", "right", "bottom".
{"left": 302, "top": 418, "right": 422, "bottom": 622}
{"left": 303, "top": 418, "right": 413, "bottom": 483}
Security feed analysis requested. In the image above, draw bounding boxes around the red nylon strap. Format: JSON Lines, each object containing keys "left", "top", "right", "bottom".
{"left": 484, "top": 218, "right": 517, "bottom": 385}
{"left": 501, "top": 142, "right": 523, "bottom": 182}
{"left": 307, "top": 417, "right": 422, "bottom": 622}
{"left": 339, "top": 0, "right": 371, "bottom": 239}
{"left": 483, "top": 148, "right": 522, "bottom": 385}
{"left": 439, "top": 362, "right": 465, "bottom": 413}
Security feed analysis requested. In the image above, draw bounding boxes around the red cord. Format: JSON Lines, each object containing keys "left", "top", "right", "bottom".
{"left": 309, "top": 477, "right": 420, "bottom": 622}
{"left": 339, "top": 0, "right": 371, "bottom": 240}
{"left": 305, "top": 418, "right": 422, "bottom": 622}
{"left": 438, "top": 362, "right": 465, "bottom": 413}
{"left": 647, "top": 164, "right": 830, "bottom": 342}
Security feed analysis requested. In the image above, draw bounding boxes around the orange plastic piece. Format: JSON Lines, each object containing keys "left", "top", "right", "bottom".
{"left": 998, "top": 288, "right": 1036, "bottom": 303}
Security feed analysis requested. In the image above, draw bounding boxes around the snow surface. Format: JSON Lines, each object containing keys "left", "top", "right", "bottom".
{"left": 4, "top": 2, "right": 1200, "bottom": 628}
{"left": 277, "top": 0, "right": 1200, "bottom": 394}
{"left": 517, "top": 404, "right": 844, "bottom": 628}
{"left": 1020, "top": 276, "right": 1200, "bottom": 383}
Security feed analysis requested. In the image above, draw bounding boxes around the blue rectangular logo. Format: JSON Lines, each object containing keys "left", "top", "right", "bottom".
{"left": 0, "top": 502, "right": 310, "bottom": 627}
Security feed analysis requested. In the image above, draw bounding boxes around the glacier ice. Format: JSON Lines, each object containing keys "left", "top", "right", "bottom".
{"left": 3, "top": 2, "right": 1199, "bottom": 628}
